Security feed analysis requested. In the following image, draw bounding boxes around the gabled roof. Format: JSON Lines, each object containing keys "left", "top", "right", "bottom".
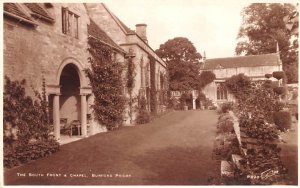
{"left": 4, "top": 3, "right": 34, "bottom": 24}
{"left": 101, "top": 3, "right": 135, "bottom": 35}
{"left": 24, "top": 3, "right": 54, "bottom": 23}
{"left": 202, "top": 53, "right": 281, "bottom": 70}
{"left": 88, "top": 19, "right": 125, "bottom": 53}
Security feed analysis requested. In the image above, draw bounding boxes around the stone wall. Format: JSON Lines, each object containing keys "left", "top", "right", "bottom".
{"left": 4, "top": 3, "right": 91, "bottom": 96}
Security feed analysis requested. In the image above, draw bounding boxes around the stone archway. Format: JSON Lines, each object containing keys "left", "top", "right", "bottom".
{"left": 59, "top": 64, "right": 81, "bottom": 135}
{"left": 48, "top": 58, "right": 91, "bottom": 141}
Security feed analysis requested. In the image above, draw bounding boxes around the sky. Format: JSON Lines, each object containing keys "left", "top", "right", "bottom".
{"left": 100, "top": 0, "right": 251, "bottom": 59}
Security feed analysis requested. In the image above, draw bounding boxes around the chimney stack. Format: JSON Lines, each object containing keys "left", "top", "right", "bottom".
{"left": 135, "top": 23, "right": 148, "bottom": 43}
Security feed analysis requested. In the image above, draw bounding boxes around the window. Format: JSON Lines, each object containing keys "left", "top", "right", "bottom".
{"left": 62, "top": 7, "right": 79, "bottom": 38}
{"left": 216, "top": 82, "right": 228, "bottom": 100}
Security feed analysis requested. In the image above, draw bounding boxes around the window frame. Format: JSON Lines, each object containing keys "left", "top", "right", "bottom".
{"left": 62, "top": 7, "right": 79, "bottom": 39}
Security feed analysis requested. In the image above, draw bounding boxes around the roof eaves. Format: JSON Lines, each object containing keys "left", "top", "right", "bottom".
{"left": 4, "top": 10, "right": 38, "bottom": 26}
{"left": 89, "top": 35, "right": 126, "bottom": 54}
{"left": 24, "top": 3, "right": 55, "bottom": 23}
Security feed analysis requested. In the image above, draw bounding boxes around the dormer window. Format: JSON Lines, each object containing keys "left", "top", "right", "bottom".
{"left": 62, "top": 7, "right": 79, "bottom": 38}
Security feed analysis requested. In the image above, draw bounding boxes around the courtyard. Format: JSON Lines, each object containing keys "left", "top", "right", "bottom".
{"left": 4, "top": 110, "right": 220, "bottom": 185}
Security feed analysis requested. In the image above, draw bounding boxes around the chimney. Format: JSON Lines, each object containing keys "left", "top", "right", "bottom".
{"left": 135, "top": 23, "right": 148, "bottom": 43}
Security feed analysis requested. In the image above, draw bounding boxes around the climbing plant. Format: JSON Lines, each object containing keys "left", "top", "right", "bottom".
{"left": 126, "top": 56, "right": 136, "bottom": 123}
{"left": 149, "top": 57, "right": 157, "bottom": 114}
{"left": 86, "top": 37, "right": 126, "bottom": 130}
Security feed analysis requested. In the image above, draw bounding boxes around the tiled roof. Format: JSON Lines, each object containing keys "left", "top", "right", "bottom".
{"left": 24, "top": 3, "right": 54, "bottom": 22}
{"left": 88, "top": 19, "right": 125, "bottom": 53}
{"left": 4, "top": 3, "right": 32, "bottom": 22}
{"left": 202, "top": 53, "right": 281, "bottom": 70}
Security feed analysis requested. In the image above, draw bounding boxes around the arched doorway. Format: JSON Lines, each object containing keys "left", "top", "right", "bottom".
{"left": 48, "top": 58, "right": 91, "bottom": 141}
{"left": 59, "top": 64, "right": 81, "bottom": 135}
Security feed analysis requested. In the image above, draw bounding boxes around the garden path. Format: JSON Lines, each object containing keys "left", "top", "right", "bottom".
{"left": 4, "top": 110, "right": 220, "bottom": 185}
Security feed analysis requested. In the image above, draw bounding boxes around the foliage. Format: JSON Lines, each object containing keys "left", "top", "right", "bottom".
{"left": 197, "top": 91, "right": 206, "bottom": 101}
{"left": 226, "top": 75, "right": 284, "bottom": 123}
{"left": 199, "top": 71, "right": 216, "bottom": 88}
{"left": 86, "top": 37, "right": 126, "bottom": 130}
{"left": 224, "top": 74, "right": 251, "bottom": 100}
{"left": 239, "top": 116, "right": 279, "bottom": 141}
{"left": 224, "top": 73, "right": 289, "bottom": 184}
{"left": 273, "top": 86, "right": 286, "bottom": 96}
{"left": 235, "top": 3, "right": 298, "bottom": 83}
{"left": 272, "top": 71, "right": 285, "bottom": 80}
{"left": 4, "top": 76, "right": 52, "bottom": 144}
{"left": 217, "top": 118, "right": 234, "bottom": 134}
{"left": 240, "top": 148, "right": 287, "bottom": 185}
{"left": 149, "top": 57, "right": 157, "bottom": 114}
{"left": 3, "top": 76, "right": 59, "bottom": 168}
{"left": 126, "top": 57, "right": 136, "bottom": 94}
{"left": 136, "top": 110, "right": 151, "bottom": 124}
{"left": 265, "top": 74, "right": 273, "bottom": 79}
{"left": 179, "top": 92, "right": 191, "bottom": 109}
{"left": 273, "top": 111, "right": 292, "bottom": 131}
{"left": 155, "top": 37, "right": 203, "bottom": 91}
{"left": 136, "top": 95, "right": 151, "bottom": 124}
{"left": 263, "top": 80, "right": 276, "bottom": 89}
{"left": 126, "top": 57, "right": 136, "bottom": 122}
{"left": 4, "top": 140, "right": 59, "bottom": 168}
{"left": 220, "top": 102, "right": 234, "bottom": 114}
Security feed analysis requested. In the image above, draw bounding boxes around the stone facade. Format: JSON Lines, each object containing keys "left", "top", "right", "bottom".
{"left": 85, "top": 3, "right": 168, "bottom": 122}
{"left": 4, "top": 3, "right": 167, "bottom": 142}
{"left": 200, "top": 53, "right": 283, "bottom": 105}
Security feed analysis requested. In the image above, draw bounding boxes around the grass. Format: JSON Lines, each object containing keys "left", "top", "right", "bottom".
{"left": 4, "top": 110, "right": 220, "bottom": 185}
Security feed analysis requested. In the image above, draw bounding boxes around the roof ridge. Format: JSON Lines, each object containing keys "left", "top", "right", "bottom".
{"left": 203, "top": 53, "right": 280, "bottom": 69}
{"left": 206, "top": 53, "right": 278, "bottom": 61}
{"left": 100, "top": 3, "right": 135, "bottom": 35}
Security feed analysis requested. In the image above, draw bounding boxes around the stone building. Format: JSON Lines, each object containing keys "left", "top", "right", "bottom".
{"left": 85, "top": 3, "right": 168, "bottom": 120}
{"left": 200, "top": 52, "right": 283, "bottom": 104}
{"left": 3, "top": 3, "right": 167, "bottom": 142}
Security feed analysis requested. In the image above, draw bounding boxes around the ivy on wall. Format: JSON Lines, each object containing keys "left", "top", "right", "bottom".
{"left": 126, "top": 56, "right": 136, "bottom": 123}
{"left": 149, "top": 56, "right": 157, "bottom": 114}
{"left": 86, "top": 37, "right": 126, "bottom": 130}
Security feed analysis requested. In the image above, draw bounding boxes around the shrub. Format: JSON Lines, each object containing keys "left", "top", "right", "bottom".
{"left": 218, "top": 113, "right": 232, "bottom": 122}
{"left": 265, "top": 73, "right": 273, "bottom": 79}
{"left": 225, "top": 73, "right": 251, "bottom": 99}
{"left": 136, "top": 96, "right": 151, "bottom": 124}
{"left": 273, "top": 111, "right": 292, "bottom": 131}
{"left": 220, "top": 102, "right": 234, "bottom": 113}
{"left": 135, "top": 110, "right": 151, "bottom": 124}
{"left": 199, "top": 71, "right": 216, "bottom": 88}
{"left": 272, "top": 71, "right": 285, "bottom": 80}
{"left": 179, "top": 92, "right": 190, "bottom": 109}
{"left": 197, "top": 91, "right": 206, "bottom": 101}
{"left": 4, "top": 140, "right": 59, "bottom": 168}
{"left": 217, "top": 119, "right": 234, "bottom": 134}
{"left": 263, "top": 80, "right": 275, "bottom": 89}
{"left": 273, "top": 86, "right": 285, "bottom": 96}
{"left": 4, "top": 76, "right": 60, "bottom": 168}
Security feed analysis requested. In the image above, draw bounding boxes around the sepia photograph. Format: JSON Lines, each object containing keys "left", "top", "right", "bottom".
{"left": 2, "top": 0, "right": 298, "bottom": 186}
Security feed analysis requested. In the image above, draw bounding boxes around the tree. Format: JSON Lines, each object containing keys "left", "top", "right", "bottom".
{"left": 199, "top": 71, "right": 216, "bottom": 88}
{"left": 155, "top": 37, "right": 202, "bottom": 91}
{"left": 236, "top": 3, "right": 298, "bottom": 83}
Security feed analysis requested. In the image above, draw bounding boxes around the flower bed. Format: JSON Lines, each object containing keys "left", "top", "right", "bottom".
{"left": 222, "top": 74, "right": 290, "bottom": 184}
